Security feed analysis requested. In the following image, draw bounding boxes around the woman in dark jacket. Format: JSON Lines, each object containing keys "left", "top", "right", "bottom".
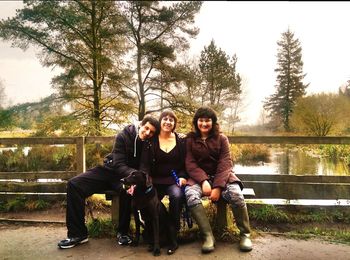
{"left": 140, "top": 109, "right": 187, "bottom": 254}
{"left": 185, "top": 106, "right": 252, "bottom": 253}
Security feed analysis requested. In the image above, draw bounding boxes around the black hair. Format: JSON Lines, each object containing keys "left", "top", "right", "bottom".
{"left": 159, "top": 109, "right": 178, "bottom": 132}
{"left": 141, "top": 115, "right": 160, "bottom": 135}
{"left": 192, "top": 106, "right": 220, "bottom": 136}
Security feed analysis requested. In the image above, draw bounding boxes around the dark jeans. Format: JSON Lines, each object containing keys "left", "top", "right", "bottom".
{"left": 155, "top": 183, "right": 185, "bottom": 231}
{"left": 66, "top": 166, "right": 131, "bottom": 238}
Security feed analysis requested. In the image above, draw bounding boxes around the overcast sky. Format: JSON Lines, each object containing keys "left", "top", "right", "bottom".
{"left": 1, "top": 1, "right": 350, "bottom": 124}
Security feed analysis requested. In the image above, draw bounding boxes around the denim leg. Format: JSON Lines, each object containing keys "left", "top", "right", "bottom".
{"left": 166, "top": 184, "right": 184, "bottom": 231}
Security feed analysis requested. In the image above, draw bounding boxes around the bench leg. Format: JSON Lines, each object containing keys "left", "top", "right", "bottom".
{"left": 111, "top": 195, "right": 120, "bottom": 227}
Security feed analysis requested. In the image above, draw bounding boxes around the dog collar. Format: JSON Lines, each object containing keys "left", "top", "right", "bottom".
{"left": 145, "top": 185, "right": 153, "bottom": 194}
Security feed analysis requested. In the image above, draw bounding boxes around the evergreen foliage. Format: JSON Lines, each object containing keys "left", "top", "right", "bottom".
{"left": 264, "top": 29, "right": 309, "bottom": 131}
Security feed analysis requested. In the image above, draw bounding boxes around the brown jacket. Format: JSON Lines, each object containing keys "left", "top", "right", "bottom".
{"left": 185, "top": 132, "right": 242, "bottom": 190}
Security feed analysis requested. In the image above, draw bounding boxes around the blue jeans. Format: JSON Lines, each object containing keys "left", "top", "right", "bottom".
{"left": 155, "top": 183, "right": 185, "bottom": 231}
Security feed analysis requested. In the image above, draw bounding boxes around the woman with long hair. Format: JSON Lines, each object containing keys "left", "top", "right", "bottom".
{"left": 185, "top": 106, "right": 252, "bottom": 253}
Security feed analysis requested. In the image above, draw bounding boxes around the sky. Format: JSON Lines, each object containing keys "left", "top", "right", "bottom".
{"left": 1, "top": 1, "right": 350, "bottom": 125}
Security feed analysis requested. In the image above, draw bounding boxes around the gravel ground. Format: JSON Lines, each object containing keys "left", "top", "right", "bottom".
{"left": 1, "top": 223, "right": 349, "bottom": 260}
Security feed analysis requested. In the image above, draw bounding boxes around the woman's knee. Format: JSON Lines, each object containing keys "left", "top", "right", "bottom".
{"left": 222, "top": 183, "right": 246, "bottom": 208}
{"left": 185, "top": 185, "right": 202, "bottom": 207}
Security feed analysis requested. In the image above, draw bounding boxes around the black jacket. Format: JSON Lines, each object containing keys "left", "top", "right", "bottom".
{"left": 103, "top": 124, "right": 143, "bottom": 179}
{"left": 140, "top": 132, "right": 188, "bottom": 184}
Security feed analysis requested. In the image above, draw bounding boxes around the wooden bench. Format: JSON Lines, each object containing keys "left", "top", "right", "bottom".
{"left": 104, "top": 187, "right": 255, "bottom": 230}
{"left": 4, "top": 171, "right": 349, "bottom": 229}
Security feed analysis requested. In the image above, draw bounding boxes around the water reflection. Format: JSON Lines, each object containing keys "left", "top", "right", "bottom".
{"left": 235, "top": 148, "right": 350, "bottom": 176}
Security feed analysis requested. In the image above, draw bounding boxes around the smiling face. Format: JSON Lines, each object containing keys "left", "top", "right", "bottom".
{"left": 138, "top": 122, "right": 157, "bottom": 140}
{"left": 160, "top": 115, "right": 175, "bottom": 133}
{"left": 197, "top": 117, "right": 213, "bottom": 137}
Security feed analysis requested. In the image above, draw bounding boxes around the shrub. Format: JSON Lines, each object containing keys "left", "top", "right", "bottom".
{"left": 230, "top": 144, "right": 271, "bottom": 165}
{"left": 87, "top": 218, "right": 115, "bottom": 238}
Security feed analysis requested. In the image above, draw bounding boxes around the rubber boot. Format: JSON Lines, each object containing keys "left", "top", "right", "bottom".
{"left": 231, "top": 205, "right": 253, "bottom": 252}
{"left": 190, "top": 204, "right": 215, "bottom": 253}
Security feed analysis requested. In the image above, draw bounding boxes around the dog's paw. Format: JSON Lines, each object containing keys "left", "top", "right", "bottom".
{"left": 153, "top": 248, "right": 161, "bottom": 256}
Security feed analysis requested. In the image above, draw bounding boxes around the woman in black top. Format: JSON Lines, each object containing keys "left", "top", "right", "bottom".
{"left": 140, "top": 109, "right": 187, "bottom": 254}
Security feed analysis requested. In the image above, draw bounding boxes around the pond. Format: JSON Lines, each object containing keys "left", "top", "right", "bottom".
{"left": 235, "top": 147, "right": 350, "bottom": 176}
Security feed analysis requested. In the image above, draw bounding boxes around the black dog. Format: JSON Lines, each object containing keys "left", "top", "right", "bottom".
{"left": 120, "top": 170, "right": 178, "bottom": 256}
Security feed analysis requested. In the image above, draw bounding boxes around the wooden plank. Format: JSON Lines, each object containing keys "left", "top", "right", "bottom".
{"left": 245, "top": 181, "right": 350, "bottom": 200}
{"left": 242, "top": 188, "right": 255, "bottom": 197}
{"left": 0, "top": 171, "right": 77, "bottom": 180}
{"left": 236, "top": 174, "right": 350, "bottom": 183}
{"left": 0, "top": 137, "right": 76, "bottom": 145}
{"left": 0, "top": 182, "right": 67, "bottom": 193}
{"left": 0, "top": 193, "right": 66, "bottom": 201}
{"left": 76, "top": 137, "right": 86, "bottom": 174}
{"left": 111, "top": 194, "right": 119, "bottom": 226}
{"left": 85, "top": 136, "right": 115, "bottom": 144}
{"left": 228, "top": 136, "right": 350, "bottom": 144}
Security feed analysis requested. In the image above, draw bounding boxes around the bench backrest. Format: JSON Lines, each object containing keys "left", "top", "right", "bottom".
{"left": 237, "top": 173, "right": 350, "bottom": 200}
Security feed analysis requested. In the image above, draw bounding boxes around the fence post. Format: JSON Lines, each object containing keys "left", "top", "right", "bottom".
{"left": 76, "top": 137, "right": 86, "bottom": 174}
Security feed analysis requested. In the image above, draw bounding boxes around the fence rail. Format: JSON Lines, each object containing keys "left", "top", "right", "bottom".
{"left": 1, "top": 136, "right": 350, "bottom": 203}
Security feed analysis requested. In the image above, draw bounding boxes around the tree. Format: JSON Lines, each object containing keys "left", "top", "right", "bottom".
{"left": 0, "top": 0, "right": 132, "bottom": 135}
{"left": 118, "top": 1, "right": 202, "bottom": 120}
{"left": 339, "top": 80, "right": 350, "bottom": 98}
{"left": 199, "top": 39, "right": 241, "bottom": 112}
{"left": 264, "top": 29, "right": 309, "bottom": 132}
{"left": 290, "top": 93, "right": 350, "bottom": 136}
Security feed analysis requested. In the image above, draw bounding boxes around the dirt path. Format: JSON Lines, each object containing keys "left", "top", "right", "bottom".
{"left": 1, "top": 223, "right": 349, "bottom": 260}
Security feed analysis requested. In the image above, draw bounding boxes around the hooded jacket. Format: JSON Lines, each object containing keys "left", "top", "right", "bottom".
{"left": 103, "top": 124, "right": 143, "bottom": 179}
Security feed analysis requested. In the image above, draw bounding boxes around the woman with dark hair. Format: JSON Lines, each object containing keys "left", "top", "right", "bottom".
{"left": 140, "top": 109, "right": 187, "bottom": 255}
{"left": 185, "top": 106, "right": 252, "bottom": 253}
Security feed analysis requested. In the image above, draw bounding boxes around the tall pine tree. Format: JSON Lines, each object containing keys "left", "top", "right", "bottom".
{"left": 264, "top": 29, "right": 309, "bottom": 131}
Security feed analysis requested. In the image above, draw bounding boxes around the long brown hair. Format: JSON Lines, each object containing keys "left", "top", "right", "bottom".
{"left": 192, "top": 106, "right": 220, "bottom": 137}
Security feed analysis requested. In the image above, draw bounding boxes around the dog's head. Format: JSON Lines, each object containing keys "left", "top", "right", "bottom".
{"left": 120, "top": 170, "right": 152, "bottom": 188}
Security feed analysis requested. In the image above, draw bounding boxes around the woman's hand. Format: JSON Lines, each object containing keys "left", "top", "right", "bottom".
{"left": 210, "top": 187, "right": 221, "bottom": 202}
{"left": 178, "top": 177, "right": 187, "bottom": 187}
{"left": 202, "top": 180, "right": 212, "bottom": 196}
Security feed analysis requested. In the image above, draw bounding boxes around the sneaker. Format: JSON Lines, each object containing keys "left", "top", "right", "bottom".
{"left": 117, "top": 234, "right": 132, "bottom": 245}
{"left": 58, "top": 236, "right": 88, "bottom": 249}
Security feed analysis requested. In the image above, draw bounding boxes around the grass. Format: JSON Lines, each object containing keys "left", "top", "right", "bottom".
{"left": 0, "top": 130, "right": 34, "bottom": 138}
{"left": 290, "top": 227, "right": 350, "bottom": 244}
{"left": 87, "top": 218, "right": 116, "bottom": 238}
{"left": 0, "top": 197, "right": 50, "bottom": 212}
{"left": 248, "top": 204, "right": 350, "bottom": 224}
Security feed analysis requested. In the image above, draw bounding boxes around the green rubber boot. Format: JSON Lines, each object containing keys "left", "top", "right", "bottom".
{"left": 190, "top": 204, "right": 215, "bottom": 253}
{"left": 231, "top": 205, "right": 253, "bottom": 252}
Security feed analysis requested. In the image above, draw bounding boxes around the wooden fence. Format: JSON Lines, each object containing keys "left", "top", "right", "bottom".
{"left": 1, "top": 136, "right": 350, "bottom": 202}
